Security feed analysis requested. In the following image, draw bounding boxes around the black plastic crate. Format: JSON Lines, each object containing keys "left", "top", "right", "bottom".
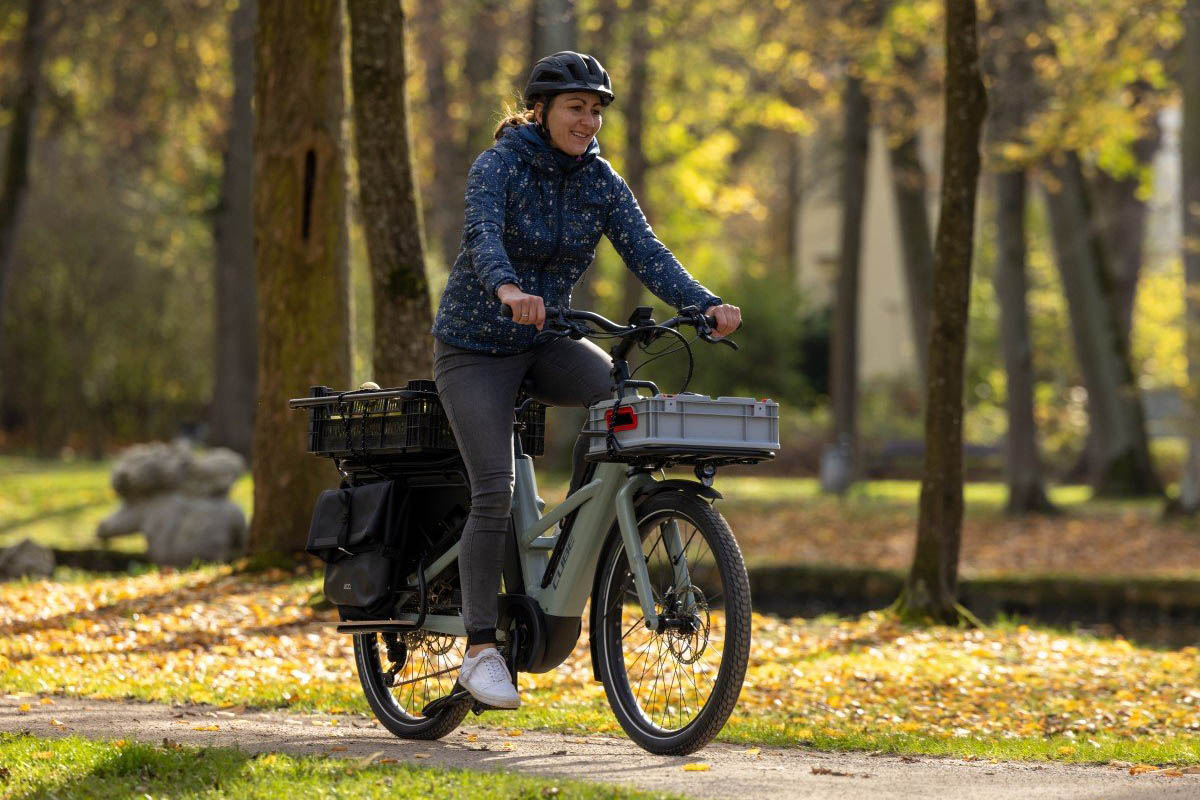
{"left": 304, "top": 380, "right": 457, "bottom": 457}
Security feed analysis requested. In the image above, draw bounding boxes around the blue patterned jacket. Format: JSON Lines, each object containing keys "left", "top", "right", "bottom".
{"left": 431, "top": 124, "right": 721, "bottom": 354}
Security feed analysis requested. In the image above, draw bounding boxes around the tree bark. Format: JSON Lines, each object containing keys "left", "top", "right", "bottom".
{"left": 250, "top": 0, "right": 351, "bottom": 555}
{"left": 993, "top": 170, "right": 1056, "bottom": 513}
{"left": 0, "top": 0, "right": 49, "bottom": 352}
{"left": 210, "top": 0, "right": 258, "bottom": 458}
{"left": 463, "top": 0, "right": 506, "bottom": 158}
{"left": 347, "top": 0, "right": 434, "bottom": 386}
{"left": 895, "top": 0, "right": 987, "bottom": 624}
{"left": 982, "top": 0, "right": 1056, "bottom": 514}
{"left": 411, "top": 0, "right": 467, "bottom": 272}
{"left": 823, "top": 73, "right": 870, "bottom": 493}
{"left": 1041, "top": 152, "right": 1162, "bottom": 498}
{"left": 884, "top": 46, "right": 934, "bottom": 382}
{"left": 1180, "top": 0, "right": 1200, "bottom": 511}
{"left": 620, "top": 0, "right": 651, "bottom": 317}
{"left": 1091, "top": 116, "right": 1161, "bottom": 342}
{"left": 531, "top": 0, "right": 576, "bottom": 61}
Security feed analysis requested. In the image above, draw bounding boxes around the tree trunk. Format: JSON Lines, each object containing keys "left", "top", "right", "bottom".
{"left": 464, "top": 0, "right": 506, "bottom": 158}
{"left": 1091, "top": 117, "right": 1161, "bottom": 342}
{"left": 0, "top": 0, "right": 49, "bottom": 353}
{"left": 884, "top": 49, "right": 933, "bottom": 382}
{"left": 1180, "top": 0, "right": 1200, "bottom": 511}
{"left": 786, "top": 133, "right": 804, "bottom": 286}
{"left": 250, "top": 0, "right": 351, "bottom": 555}
{"left": 411, "top": 0, "right": 467, "bottom": 271}
{"left": 993, "top": 170, "right": 1057, "bottom": 513}
{"left": 894, "top": 0, "right": 987, "bottom": 624}
{"left": 982, "top": 0, "right": 1056, "bottom": 514}
{"left": 619, "top": 0, "right": 650, "bottom": 318}
{"left": 531, "top": 0, "right": 576, "bottom": 61}
{"left": 347, "top": 0, "right": 434, "bottom": 386}
{"left": 823, "top": 73, "right": 870, "bottom": 494}
{"left": 1041, "top": 152, "right": 1162, "bottom": 498}
{"left": 210, "top": 0, "right": 258, "bottom": 458}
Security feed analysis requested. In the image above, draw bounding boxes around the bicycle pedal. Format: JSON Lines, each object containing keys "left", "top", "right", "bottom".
{"left": 420, "top": 685, "right": 471, "bottom": 717}
{"left": 470, "top": 700, "right": 512, "bottom": 715}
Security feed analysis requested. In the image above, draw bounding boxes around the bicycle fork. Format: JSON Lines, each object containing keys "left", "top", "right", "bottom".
{"left": 614, "top": 477, "right": 696, "bottom": 632}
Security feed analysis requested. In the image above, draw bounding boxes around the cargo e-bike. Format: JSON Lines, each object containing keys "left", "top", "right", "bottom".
{"left": 289, "top": 305, "right": 779, "bottom": 755}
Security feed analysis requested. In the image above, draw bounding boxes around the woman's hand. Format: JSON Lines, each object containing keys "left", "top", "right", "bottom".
{"left": 497, "top": 284, "right": 546, "bottom": 330}
{"left": 708, "top": 303, "right": 741, "bottom": 338}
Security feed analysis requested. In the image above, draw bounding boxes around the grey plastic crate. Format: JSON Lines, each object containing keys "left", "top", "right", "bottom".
{"left": 585, "top": 393, "right": 779, "bottom": 460}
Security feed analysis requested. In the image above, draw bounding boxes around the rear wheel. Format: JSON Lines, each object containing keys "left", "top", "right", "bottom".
{"left": 592, "top": 491, "right": 752, "bottom": 755}
{"left": 353, "top": 629, "right": 471, "bottom": 740}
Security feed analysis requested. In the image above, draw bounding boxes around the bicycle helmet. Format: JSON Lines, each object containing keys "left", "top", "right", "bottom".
{"left": 523, "top": 51, "right": 614, "bottom": 108}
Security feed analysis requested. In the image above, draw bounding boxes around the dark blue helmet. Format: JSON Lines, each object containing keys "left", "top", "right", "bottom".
{"left": 524, "top": 51, "right": 614, "bottom": 108}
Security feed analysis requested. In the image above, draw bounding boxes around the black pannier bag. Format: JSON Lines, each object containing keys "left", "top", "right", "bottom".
{"left": 306, "top": 480, "right": 408, "bottom": 619}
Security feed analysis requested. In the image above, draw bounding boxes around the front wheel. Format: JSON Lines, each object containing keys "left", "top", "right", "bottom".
{"left": 591, "top": 491, "right": 752, "bottom": 755}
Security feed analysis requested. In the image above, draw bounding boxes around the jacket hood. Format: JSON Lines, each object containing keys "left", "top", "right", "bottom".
{"left": 497, "top": 124, "right": 600, "bottom": 175}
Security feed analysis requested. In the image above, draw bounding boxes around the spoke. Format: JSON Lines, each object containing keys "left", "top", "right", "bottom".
{"left": 621, "top": 617, "right": 645, "bottom": 642}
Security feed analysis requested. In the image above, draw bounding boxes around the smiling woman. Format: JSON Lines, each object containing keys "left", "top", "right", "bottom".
{"left": 429, "top": 50, "right": 742, "bottom": 710}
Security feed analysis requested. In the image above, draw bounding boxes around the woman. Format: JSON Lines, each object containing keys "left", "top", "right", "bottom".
{"left": 431, "top": 51, "right": 741, "bottom": 709}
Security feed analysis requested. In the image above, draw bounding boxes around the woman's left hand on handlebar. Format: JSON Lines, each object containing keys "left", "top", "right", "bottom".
{"left": 708, "top": 304, "right": 741, "bottom": 338}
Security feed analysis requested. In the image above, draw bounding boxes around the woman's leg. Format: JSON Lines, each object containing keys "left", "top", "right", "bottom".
{"left": 526, "top": 336, "right": 614, "bottom": 494}
{"left": 433, "top": 340, "right": 530, "bottom": 649}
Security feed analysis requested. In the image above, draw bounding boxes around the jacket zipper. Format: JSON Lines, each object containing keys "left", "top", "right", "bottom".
{"left": 532, "top": 173, "right": 567, "bottom": 322}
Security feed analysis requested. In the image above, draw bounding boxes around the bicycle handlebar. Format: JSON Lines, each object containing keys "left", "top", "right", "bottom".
{"left": 500, "top": 303, "right": 731, "bottom": 343}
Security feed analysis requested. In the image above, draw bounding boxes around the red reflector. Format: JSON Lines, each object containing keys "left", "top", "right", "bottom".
{"left": 605, "top": 406, "right": 638, "bottom": 432}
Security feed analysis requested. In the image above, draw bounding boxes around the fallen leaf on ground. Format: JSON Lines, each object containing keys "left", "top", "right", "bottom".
{"left": 1183, "top": 766, "right": 1200, "bottom": 774}
{"left": 16, "top": 704, "right": 29, "bottom": 713}
{"left": 498, "top": 742, "right": 516, "bottom": 751}
{"left": 682, "top": 763, "right": 711, "bottom": 772}
{"left": 744, "top": 747, "right": 762, "bottom": 756}
{"left": 812, "top": 766, "right": 854, "bottom": 777}
{"left": 1130, "top": 765, "right": 1160, "bottom": 775}
{"left": 356, "top": 752, "right": 383, "bottom": 767}
{"left": 505, "top": 729, "right": 523, "bottom": 736}
{"left": 192, "top": 724, "right": 219, "bottom": 731}
{"left": 162, "top": 738, "right": 181, "bottom": 750}
{"left": 378, "top": 758, "right": 398, "bottom": 764}
{"left": 330, "top": 746, "right": 347, "bottom": 752}
{"left": 1161, "top": 769, "right": 1184, "bottom": 777}
{"left": 48, "top": 719, "right": 63, "bottom": 727}
{"left": 414, "top": 753, "right": 431, "bottom": 759}
{"left": 38, "top": 698, "right": 53, "bottom": 706}
{"left": 465, "top": 734, "right": 478, "bottom": 742}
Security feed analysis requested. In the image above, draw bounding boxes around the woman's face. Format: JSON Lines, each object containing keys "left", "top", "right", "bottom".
{"left": 537, "top": 92, "right": 604, "bottom": 156}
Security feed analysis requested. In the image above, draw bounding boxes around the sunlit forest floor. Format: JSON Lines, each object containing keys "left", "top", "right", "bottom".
{"left": 1, "top": 565, "right": 1198, "bottom": 764}
{"left": 3, "top": 456, "right": 1197, "bottom": 579}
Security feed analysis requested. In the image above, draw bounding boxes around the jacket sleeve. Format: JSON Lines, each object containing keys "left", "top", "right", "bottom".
{"left": 602, "top": 169, "right": 721, "bottom": 312}
{"left": 462, "top": 149, "right": 520, "bottom": 296}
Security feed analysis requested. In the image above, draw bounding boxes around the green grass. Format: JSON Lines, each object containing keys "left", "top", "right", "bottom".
{"left": 0, "top": 733, "right": 681, "bottom": 800}
{"left": 0, "top": 456, "right": 252, "bottom": 553}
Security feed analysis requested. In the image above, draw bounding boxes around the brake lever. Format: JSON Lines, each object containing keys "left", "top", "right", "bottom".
{"left": 702, "top": 332, "right": 739, "bottom": 350}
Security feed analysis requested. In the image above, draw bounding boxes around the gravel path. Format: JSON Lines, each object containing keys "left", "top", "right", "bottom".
{"left": 2, "top": 695, "right": 1196, "bottom": 799}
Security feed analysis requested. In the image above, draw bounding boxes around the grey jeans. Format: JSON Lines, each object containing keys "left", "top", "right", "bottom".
{"left": 433, "top": 336, "right": 612, "bottom": 645}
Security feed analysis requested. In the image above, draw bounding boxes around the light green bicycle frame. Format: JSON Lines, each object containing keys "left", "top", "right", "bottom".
{"left": 398, "top": 433, "right": 694, "bottom": 638}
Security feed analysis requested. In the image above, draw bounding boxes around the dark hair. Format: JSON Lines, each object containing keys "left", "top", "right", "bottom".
{"left": 493, "top": 95, "right": 551, "bottom": 141}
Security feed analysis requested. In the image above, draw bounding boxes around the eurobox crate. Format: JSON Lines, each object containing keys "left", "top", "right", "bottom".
{"left": 584, "top": 393, "right": 779, "bottom": 462}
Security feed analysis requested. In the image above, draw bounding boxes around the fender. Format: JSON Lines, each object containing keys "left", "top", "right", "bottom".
{"left": 634, "top": 479, "right": 723, "bottom": 503}
{"left": 587, "top": 479, "right": 722, "bottom": 682}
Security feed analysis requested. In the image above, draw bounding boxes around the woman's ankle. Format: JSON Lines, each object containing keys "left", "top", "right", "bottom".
{"left": 466, "top": 643, "right": 496, "bottom": 658}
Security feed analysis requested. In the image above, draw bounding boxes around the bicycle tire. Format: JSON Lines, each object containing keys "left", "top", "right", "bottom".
{"left": 353, "top": 630, "right": 472, "bottom": 740}
{"left": 591, "top": 491, "right": 751, "bottom": 755}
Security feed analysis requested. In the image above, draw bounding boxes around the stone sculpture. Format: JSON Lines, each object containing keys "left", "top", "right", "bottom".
{"left": 97, "top": 441, "right": 248, "bottom": 566}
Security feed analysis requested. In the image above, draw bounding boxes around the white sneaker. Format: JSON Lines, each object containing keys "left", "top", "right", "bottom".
{"left": 459, "top": 647, "right": 521, "bottom": 709}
